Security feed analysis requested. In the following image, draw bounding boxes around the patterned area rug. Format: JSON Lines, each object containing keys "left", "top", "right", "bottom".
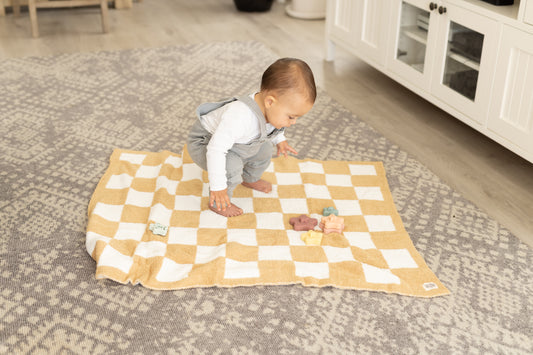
{"left": 0, "top": 41, "right": 531, "bottom": 353}
{"left": 87, "top": 147, "right": 449, "bottom": 296}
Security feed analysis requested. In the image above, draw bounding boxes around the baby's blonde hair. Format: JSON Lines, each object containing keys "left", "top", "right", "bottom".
{"left": 261, "top": 58, "right": 316, "bottom": 103}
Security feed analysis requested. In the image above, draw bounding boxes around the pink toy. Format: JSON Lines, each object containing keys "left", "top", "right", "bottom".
{"left": 289, "top": 214, "right": 318, "bottom": 231}
{"left": 319, "top": 215, "right": 345, "bottom": 234}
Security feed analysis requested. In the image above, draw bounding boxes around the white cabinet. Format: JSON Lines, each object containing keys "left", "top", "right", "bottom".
{"left": 325, "top": 0, "right": 388, "bottom": 67}
{"left": 388, "top": 0, "right": 498, "bottom": 125}
{"left": 487, "top": 25, "right": 533, "bottom": 157}
{"left": 325, "top": 0, "right": 533, "bottom": 163}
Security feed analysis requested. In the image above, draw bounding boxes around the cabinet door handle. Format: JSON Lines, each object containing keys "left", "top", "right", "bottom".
{"left": 438, "top": 6, "right": 447, "bottom": 14}
{"left": 429, "top": 2, "right": 437, "bottom": 10}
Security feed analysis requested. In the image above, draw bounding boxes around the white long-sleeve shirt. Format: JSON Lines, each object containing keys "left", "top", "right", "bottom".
{"left": 200, "top": 94, "right": 286, "bottom": 191}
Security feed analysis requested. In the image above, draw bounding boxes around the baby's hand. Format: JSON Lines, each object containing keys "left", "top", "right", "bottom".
{"left": 210, "top": 189, "right": 231, "bottom": 211}
{"left": 277, "top": 141, "right": 298, "bottom": 157}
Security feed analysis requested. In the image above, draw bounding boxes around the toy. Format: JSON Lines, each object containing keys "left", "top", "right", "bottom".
{"left": 289, "top": 214, "right": 318, "bottom": 231}
{"left": 319, "top": 215, "right": 344, "bottom": 234}
{"left": 322, "top": 206, "right": 339, "bottom": 216}
{"left": 149, "top": 222, "right": 168, "bottom": 236}
{"left": 301, "top": 230, "right": 323, "bottom": 246}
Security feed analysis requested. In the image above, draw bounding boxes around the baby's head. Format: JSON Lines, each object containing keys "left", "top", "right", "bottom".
{"left": 259, "top": 58, "right": 316, "bottom": 129}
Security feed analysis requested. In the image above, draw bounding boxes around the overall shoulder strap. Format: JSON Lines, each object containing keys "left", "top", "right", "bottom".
{"left": 196, "top": 97, "right": 237, "bottom": 118}
{"left": 235, "top": 95, "right": 267, "bottom": 138}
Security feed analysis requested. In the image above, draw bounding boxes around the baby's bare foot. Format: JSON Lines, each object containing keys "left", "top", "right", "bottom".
{"left": 242, "top": 179, "right": 272, "bottom": 193}
{"left": 209, "top": 203, "right": 243, "bottom": 217}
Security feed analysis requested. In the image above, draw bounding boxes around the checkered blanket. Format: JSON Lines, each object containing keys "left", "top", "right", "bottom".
{"left": 86, "top": 147, "right": 449, "bottom": 297}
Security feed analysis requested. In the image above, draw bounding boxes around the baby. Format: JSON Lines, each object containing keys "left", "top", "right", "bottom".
{"left": 187, "top": 58, "right": 316, "bottom": 217}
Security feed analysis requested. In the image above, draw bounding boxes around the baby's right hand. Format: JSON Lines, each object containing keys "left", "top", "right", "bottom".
{"left": 210, "top": 189, "right": 231, "bottom": 211}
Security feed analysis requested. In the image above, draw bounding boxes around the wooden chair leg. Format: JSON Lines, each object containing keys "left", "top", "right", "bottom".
{"left": 100, "top": 0, "right": 109, "bottom": 33}
{"left": 0, "top": 0, "right": 5, "bottom": 17}
{"left": 12, "top": 0, "right": 20, "bottom": 16}
{"left": 28, "top": 0, "right": 39, "bottom": 38}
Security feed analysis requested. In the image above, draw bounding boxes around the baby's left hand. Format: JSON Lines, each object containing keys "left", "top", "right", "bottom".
{"left": 277, "top": 141, "right": 298, "bottom": 157}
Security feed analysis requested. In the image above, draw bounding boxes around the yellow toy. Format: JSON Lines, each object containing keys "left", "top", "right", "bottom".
{"left": 301, "top": 230, "right": 324, "bottom": 246}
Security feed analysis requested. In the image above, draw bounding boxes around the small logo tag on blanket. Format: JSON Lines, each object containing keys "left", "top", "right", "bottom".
{"left": 149, "top": 222, "right": 168, "bottom": 236}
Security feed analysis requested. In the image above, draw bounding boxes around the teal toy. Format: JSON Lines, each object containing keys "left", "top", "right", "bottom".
{"left": 322, "top": 207, "right": 338, "bottom": 216}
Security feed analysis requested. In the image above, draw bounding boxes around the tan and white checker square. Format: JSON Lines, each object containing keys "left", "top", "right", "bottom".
{"left": 87, "top": 148, "right": 449, "bottom": 297}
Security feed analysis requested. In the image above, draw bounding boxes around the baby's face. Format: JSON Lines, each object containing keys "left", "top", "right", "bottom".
{"left": 265, "top": 91, "right": 313, "bottom": 129}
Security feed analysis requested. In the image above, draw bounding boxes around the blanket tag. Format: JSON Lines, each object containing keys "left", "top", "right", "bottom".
{"left": 149, "top": 222, "right": 168, "bottom": 236}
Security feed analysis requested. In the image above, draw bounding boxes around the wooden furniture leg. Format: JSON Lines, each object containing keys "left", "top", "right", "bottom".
{"left": 12, "top": 0, "right": 20, "bottom": 16}
{"left": 28, "top": 0, "right": 39, "bottom": 38}
{"left": 0, "top": 0, "right": 5, "bottom": 17}
{"left": 100, "top": 0, "right": 109, "bottom": 33}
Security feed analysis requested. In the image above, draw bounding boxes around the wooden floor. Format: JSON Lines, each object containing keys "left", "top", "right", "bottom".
{"left": 1, "top": 0, "right": 532, "bottom": 247}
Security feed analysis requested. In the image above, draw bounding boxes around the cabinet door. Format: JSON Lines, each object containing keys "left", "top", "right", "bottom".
{"left": 327, "top": 0, "right": 359, "bottom": 48}
{"left": 388, "top": 0, "right": 439, "bottom": 91}
{"left": 488, "top": 25, "right": 533, "bottom": 156}
{"left": 355, "top": 0, "right": 388, "bottom": 66}
{"left": 431, "top": 4, "right": 498, "bottom": 125}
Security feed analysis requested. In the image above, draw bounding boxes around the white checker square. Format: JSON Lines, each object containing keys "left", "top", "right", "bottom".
{"left": 325, "top": 174, "right": 352, "bottom": 187}
{"left": 265, "top": 161, "right": 275, "bottom": 172}
{"left": 86, "top": 231, "right": 110, "bottom": 256}
{"left": 199, "top": 210, "right": 228, "bottom": 229}
{"left": 344, "top": 232, "right": 376, "bottom": 249}
{"left": 322, "top": 246, "right": 355, "bottom": 263}
{"left": 93, "top": 203, "right": 123, "bottom": 222}
{"left": 168, "top": 227, "right": 197, "bottom": 245}
{"left": 231, "top": 198, "right": 254, "bottom": 214}
{"left": 182, "top": 163, "right": 204, "bottom": 181}
{"left": 304, "top": 184, "right": 331, "bottom": 199}
{"left": 354, "top": 187, "right": 383, "bottom": 201}
{"left": 106, "top": 174, "right": 133, "bottom": 189}
{"left": 279, "top": 198, "right": 308, "bottom": 214}
{"left": 149, "top": 203, "right": 173, "bottom": 226}
{"left": 114, "top": 223, "right": 146, "bottom": 241}
{"left": 196, "top": 245, "right": 226, "bottom": 264}
{"left": 224, "top": 259, "right": 260, "bottom": 279}
{"left": 349, "top": 164, "right": 377, "bottom": 176}
{"left": 287, "top": 230, "right": 306, "bottom": 246}
{"left": 202, "top": 183, "right": 210, "bottom": 197}
{"left": 258, "top": 246, "right": 292, "bottom": 261}
{"left": 381, "top": 249, "right": 418, "bottom": 269}
{"left": 156, "top": 176, "right": 179, "bottom": 195}
{"left": 119, "top": 153, "right": 146, "bottom": 165}
{"left": 294, "top": 262, "right": 329, "bottom": 279}
{"left": 227, "top": 229, "right": 257, "bottom": 246}
{"left": 175, "top": 195, "right": 202, "bottom": 211}
{"left": 275, "top": 173, "right": 302, "bottom": 185}
{"left": 135, "top": 164, "right": 162, "bottom": 179}
{"left": 164, "top": 155, "right": 182, "bottom": 168}
{"left": 333, "top": 200, "right": 362, "bottom": 216}
{"left": 256, "top": 213, "right": 285, "bottom": 230}
{"left": 134, "top": 241, "right": 167, "bottom": 258}
{"left": 156, "top": 258, "right": 192, "bottom": 282}
{"left": 125, "top": 189, "right": 154, "bottom": 208}
{"left": 362, "top": 263, "right": 400, "bottom": 284}
{"left": 252, "top": 184, "right": 278, "bottom": 198}
{"left": 98, "top": 245, "right": 133, "bottom": 274}
{"left": 364, "top": 215, "right": 396, "bottom": 232}
{"left": 298, "top": 161, "right": 324, "bottom": 174}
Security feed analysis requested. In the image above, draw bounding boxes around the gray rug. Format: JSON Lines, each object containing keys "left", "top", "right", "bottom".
{"left": 0, "top": 41, "right": 531, "bottom": 354}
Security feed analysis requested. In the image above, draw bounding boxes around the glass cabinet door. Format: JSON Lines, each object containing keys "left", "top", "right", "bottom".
{"left": 389, "top": 0, "right": 437, "bottom": 91}
{"left": 396, "top": 2, "right": 430, "bottom": 73}
{"left": 441, "top": 22, "right": 484, "bottom": 101}
{"left": 431, "top": 6, "right": 498, "bottom": 124}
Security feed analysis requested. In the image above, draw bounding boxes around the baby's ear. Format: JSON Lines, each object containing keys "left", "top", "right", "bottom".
{"left": 265, "top": 95, "right": 276, "bottom": 108}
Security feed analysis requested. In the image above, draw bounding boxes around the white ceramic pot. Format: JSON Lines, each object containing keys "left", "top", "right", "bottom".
{"left": 285, "top": 0, "right": 326, "bottom": 20}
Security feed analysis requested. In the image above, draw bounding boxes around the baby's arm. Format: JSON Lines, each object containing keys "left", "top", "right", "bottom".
{"left": 277, "top": 141, "right": 298, "bottom": 157}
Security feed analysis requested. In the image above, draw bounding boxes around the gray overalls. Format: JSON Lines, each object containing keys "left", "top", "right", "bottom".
{"left": 187, "top": 95, "right": 285, "bottom": 198}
